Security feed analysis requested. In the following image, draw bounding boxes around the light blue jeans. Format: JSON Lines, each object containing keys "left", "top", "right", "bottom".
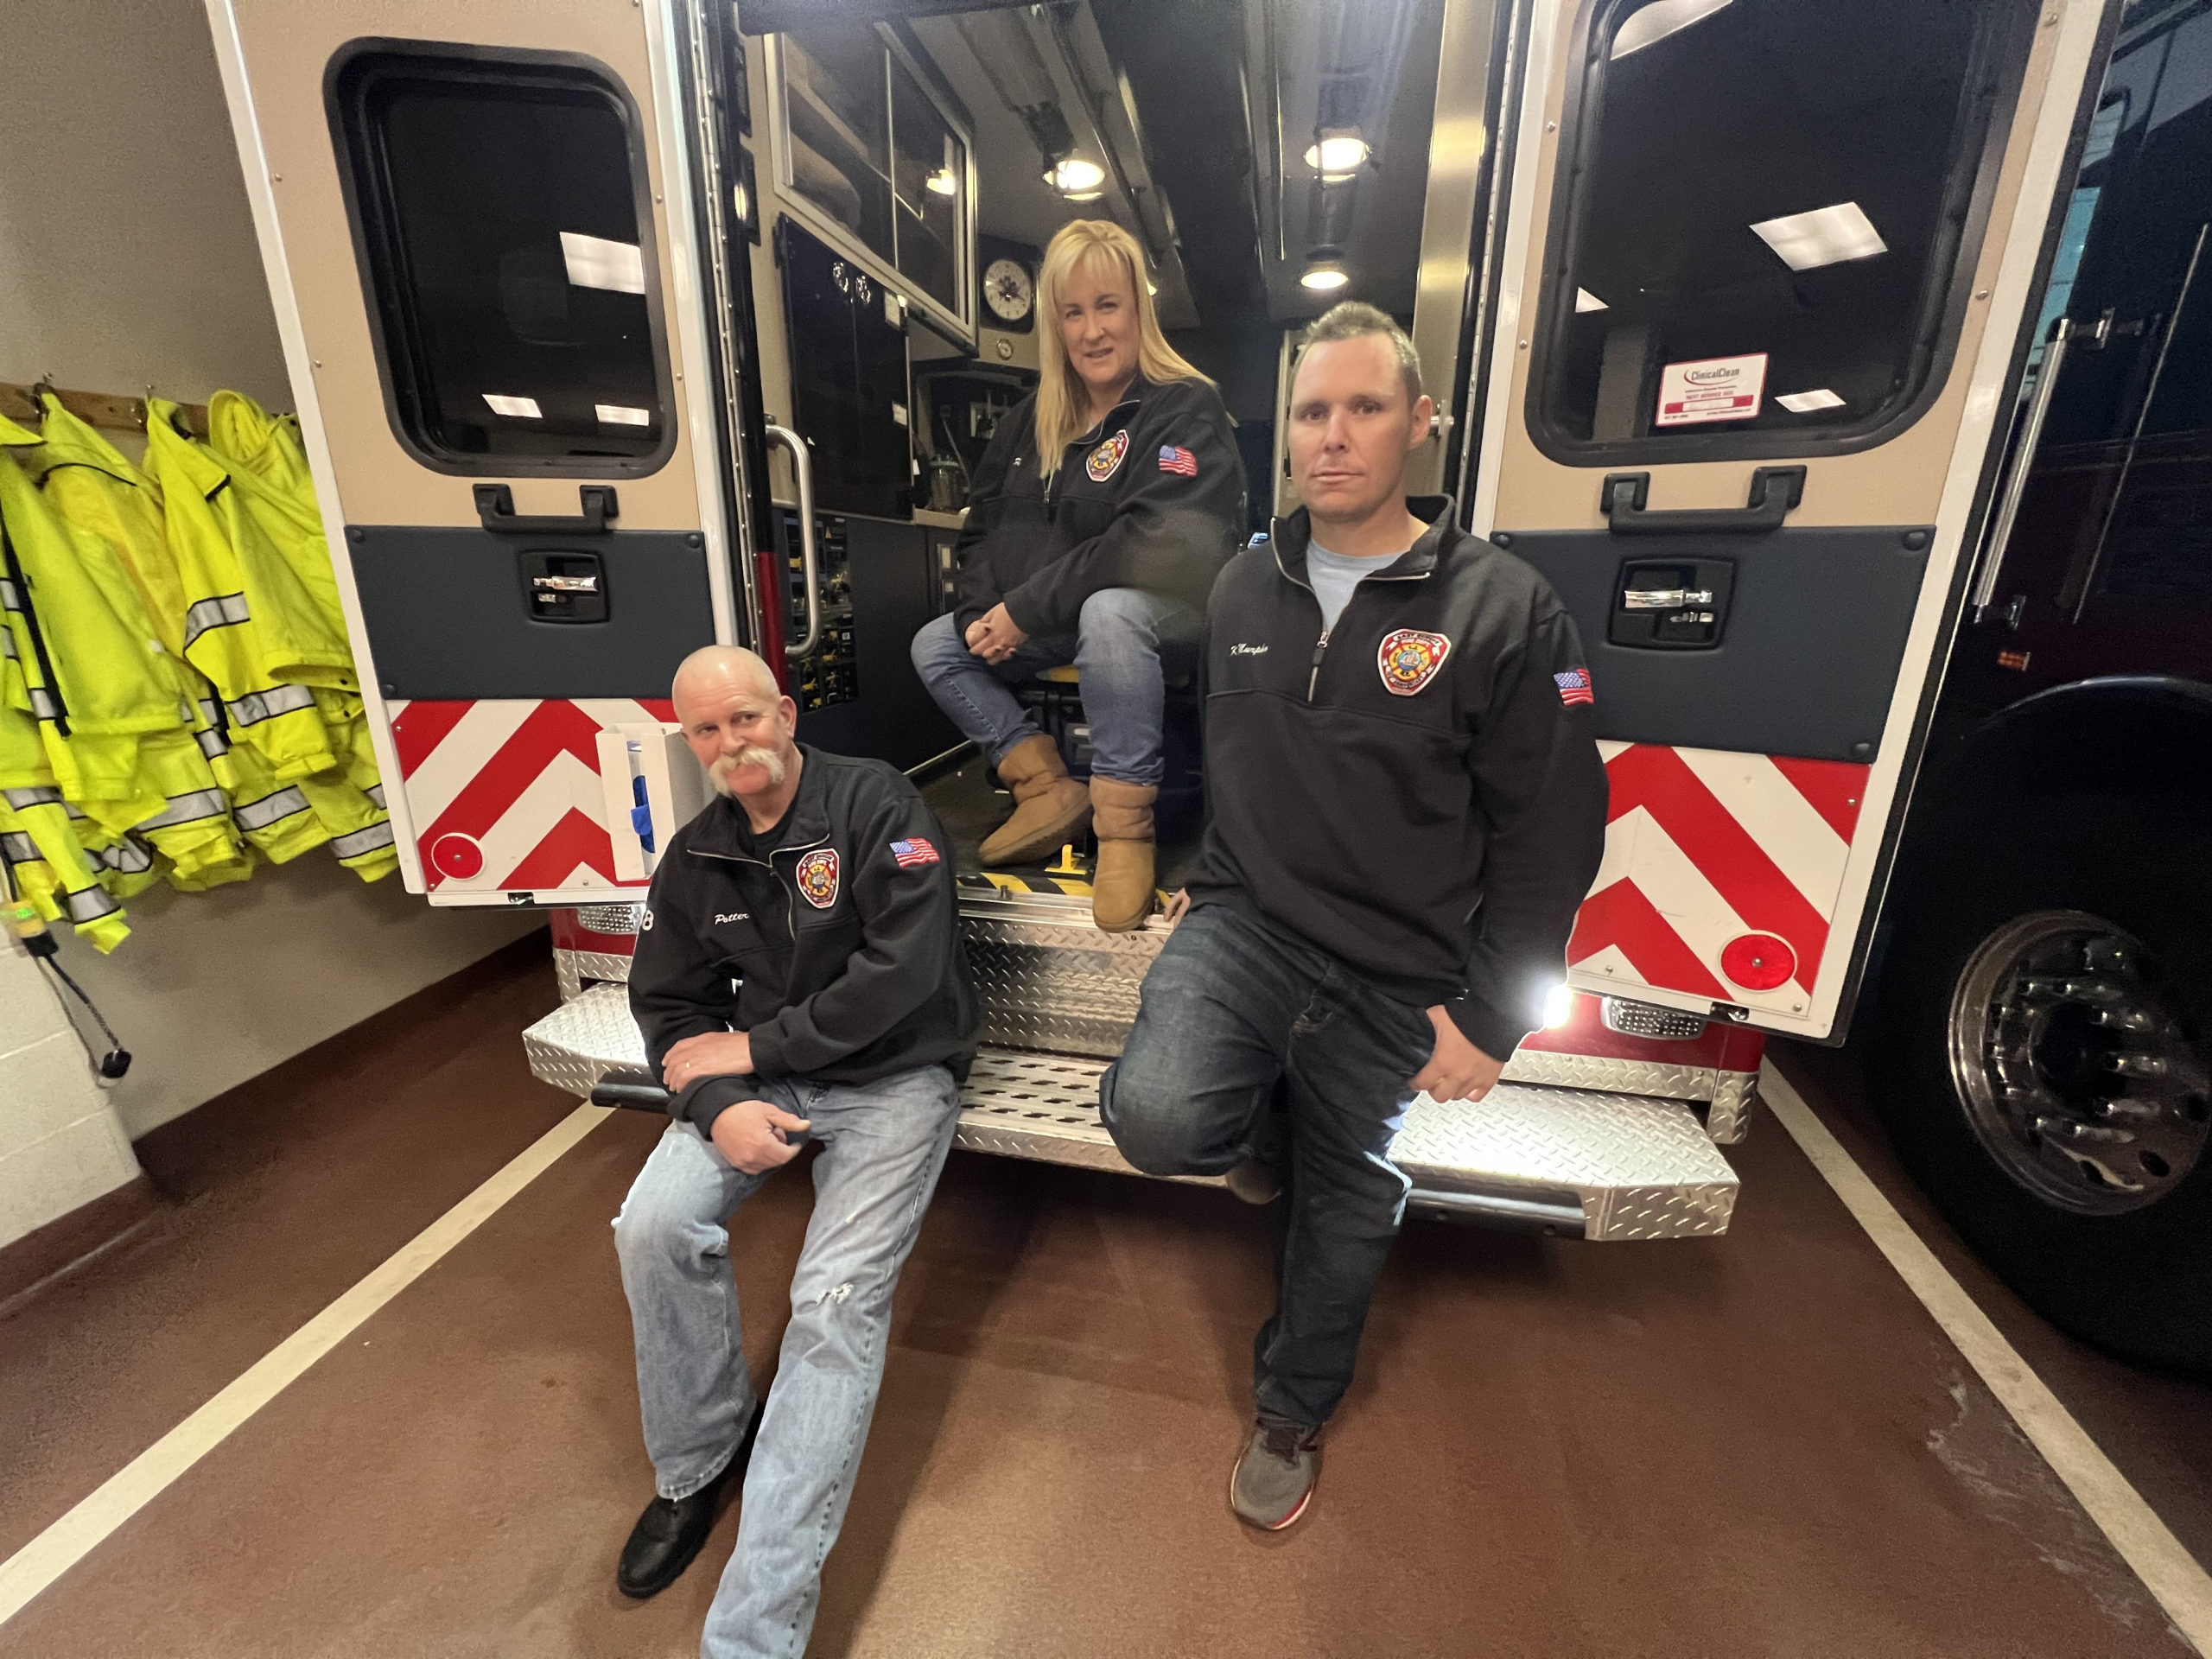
{"left": 612, "top": 1063, "right": 962, "bottom": 1659}
{"left": 908, "top": 587, "right": 1201, "bottom": 786}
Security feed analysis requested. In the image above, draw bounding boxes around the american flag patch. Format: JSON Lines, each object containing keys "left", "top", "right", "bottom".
{"left": 890, "top": 836, "right": 940, "bottom": 868}
{"left": 1554, "top": 668, "right": 1594, "bottom": 707}
{"left": 1159, "top": 444, "right": 1198, "bottom": 477}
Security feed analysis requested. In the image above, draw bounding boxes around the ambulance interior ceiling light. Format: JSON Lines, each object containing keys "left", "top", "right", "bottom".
{"left": 595, "top": 404, "right": 652, "bottom": 426}
{"left": 1304, "top": 131, "right": 1370, "bottom": 180}
{"left": 1750, "top": 201, "right": 1887, "bottom": 271}
{"left": 1575, "top": 287, "right": 1608, "bottom": 312}
{"left": 1300, "top": 260, "right": 1351, "bottom": 292}
{"left": 560, "top": 231, "right": 646, "bottom": 294}
{"left": 1777, "top": 388, "right": 1846, "bottom": 413}
{"left": 1047, "top": 156, "right": 1107, "bottom": 198}
{"left": 926, "top": 167, "right": 959, "bottom": 197}
{"left": 1611, "top": 0, "right": 1735, "bottom": 60}
{"left": 483, "top": 394, "right": 543, "bottom": 419}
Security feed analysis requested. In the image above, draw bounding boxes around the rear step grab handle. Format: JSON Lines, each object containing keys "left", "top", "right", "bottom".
{"left": 1408, "top": 1187, "right": 1587, "bottom": 1237}
{"left": 591, "top": 1080, "right": 672, "bottom": 1111}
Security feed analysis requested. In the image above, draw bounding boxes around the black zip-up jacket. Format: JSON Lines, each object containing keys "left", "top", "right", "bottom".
{"left": 952, "top": 376, "right": 1244, "bottom": 638}
{"left": 1185, "top": 498, "right": 1609, "bottom": 1061}
{"left": 630, "top": 746, "right": 979, "bottom": 1132}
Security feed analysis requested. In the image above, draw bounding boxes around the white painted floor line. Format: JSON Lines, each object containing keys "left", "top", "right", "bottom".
{"left": 1761, "top": 1061, "right": 2212, "bottom": 1655}
{"left": 0, "top": 1103, "right": 613, "bottom": 1631}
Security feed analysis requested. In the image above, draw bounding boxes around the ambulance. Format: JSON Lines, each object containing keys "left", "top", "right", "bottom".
{"left": 203, "top": 0, "right": 2208, "bottom": 1368}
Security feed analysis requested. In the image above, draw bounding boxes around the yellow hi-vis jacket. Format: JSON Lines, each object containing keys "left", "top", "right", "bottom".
{"left": 143, "top": 400, "right": 352, "bottom": 783}
{"left": 28, "top": 402, "right": 251, "bottom": 886}
{"left": 33, "top": 397, "right": 190, "bottom": 655}
{"left": 206, "top": 391, "right": 351, "bottom": 641}
{"left": 201, "top": 393, "right": 394, "bottom": 881}
{"left": 0, "top": 772, "right": 129, "bottom": 953}
{"left": 0, "top": 419, "right": 180, "bottom": 832}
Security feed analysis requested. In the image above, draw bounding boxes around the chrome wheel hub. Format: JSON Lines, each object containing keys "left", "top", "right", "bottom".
{"left": 1948, "top": 910, "right": 2209, "bottom": 1216}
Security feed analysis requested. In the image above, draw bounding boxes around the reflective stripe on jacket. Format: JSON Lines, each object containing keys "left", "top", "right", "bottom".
{"left": 0, "top": 418, "right": 182, "bottom": 821}
{"left": 143, "top": 400, "right": 350, "bottom": 781}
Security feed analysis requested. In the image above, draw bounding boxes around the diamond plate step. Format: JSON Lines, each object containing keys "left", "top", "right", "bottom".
{"left": 555, "top": 890, "right": 1758, "bottom": 1143}
{"left": 522, "top": 985, "right": 1738, "bottom": 1240}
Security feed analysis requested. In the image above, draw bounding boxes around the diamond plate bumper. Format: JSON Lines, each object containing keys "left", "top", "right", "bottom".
{"left": 952, "top": 891, "right": 1756, "bottom": 1142}
{"left": 552, "top": 947, "right": 641, "bottom": 1002}
{"left": 522, "top": 984, "right": 1738, "bottom": 1239}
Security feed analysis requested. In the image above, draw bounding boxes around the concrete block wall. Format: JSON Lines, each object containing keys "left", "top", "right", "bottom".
{"left": 0, "top": 943, "right": 141, "bottom": 1252}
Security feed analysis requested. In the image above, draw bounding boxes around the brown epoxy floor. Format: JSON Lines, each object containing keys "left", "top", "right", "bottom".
{"left": 0, "top": 933, "right": 565, "bottom": 1568}
{"left": 1780, "top": 1039, "right": 2212, "bottom": 1580}
{"left": 0, "top": 946, "right": 2202, "bottom": 1656}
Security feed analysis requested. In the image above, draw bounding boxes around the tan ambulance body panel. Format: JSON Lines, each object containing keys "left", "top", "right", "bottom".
{"left": 226, "top": 0, "right": 708, "bottom": 532}
{"left": 1463, "top": 0, "right": 2111, "bottom": 1039}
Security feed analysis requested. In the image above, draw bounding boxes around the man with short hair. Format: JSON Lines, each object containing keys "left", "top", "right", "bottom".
{"left": 613, "top": 645, "right": 977, "bottom": 1657}
{"left": 1102, "top": 302, "right": 1607, "bottom": 1529}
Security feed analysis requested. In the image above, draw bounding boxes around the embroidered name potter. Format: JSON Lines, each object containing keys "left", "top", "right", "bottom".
{"left": 713, "top": 912, "right": 750, "bottom": 925}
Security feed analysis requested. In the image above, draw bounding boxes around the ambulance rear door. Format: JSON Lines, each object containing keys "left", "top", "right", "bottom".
{"left": 205, "top": 0, "right": 772, "bottom": 905}
{"left": 1463, "top": 0, "right": 2119, "bottom": 1038}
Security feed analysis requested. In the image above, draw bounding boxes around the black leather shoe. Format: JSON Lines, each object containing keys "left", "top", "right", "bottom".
{"left": 616, "top": 1464, "right": 730, "bottom": 1599}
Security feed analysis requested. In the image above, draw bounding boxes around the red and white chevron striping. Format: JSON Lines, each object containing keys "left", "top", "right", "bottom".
{"left": 390, "top": 698, "right": 677, "bottom": 893}
{"left": 1568, "top": 742, "right": 1869, "bottom": 1014}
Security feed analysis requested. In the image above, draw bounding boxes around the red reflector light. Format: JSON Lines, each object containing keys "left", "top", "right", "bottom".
{"left": 1720, "top": 931, "right": 1796, "bottom": 992}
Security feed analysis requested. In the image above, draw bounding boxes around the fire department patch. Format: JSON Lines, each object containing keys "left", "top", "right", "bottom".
{"left": 1086, "top": 429, "right": 1130, "bottom": 482}
{"left": 795, "top": 848, "right": 840, "bottom": 908}
{"left": 1376, "top": 628, "right": 1452, "bottom": 696}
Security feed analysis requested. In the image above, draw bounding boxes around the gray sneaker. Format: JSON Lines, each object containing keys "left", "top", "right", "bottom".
{"left": 1230, "top": 1419, "right": 1322, "bottom": 1529}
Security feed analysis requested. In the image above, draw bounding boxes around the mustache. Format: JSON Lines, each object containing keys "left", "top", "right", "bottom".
{"left": 709, "top": 746, "right": 787, "bottom": 793}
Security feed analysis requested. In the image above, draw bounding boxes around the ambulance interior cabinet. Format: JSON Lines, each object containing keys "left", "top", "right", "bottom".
{"left": 789, "top": 512, "right": 957, "bottom": 771}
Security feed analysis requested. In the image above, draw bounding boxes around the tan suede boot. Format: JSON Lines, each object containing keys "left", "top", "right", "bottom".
{"left": 1089, "top": 777, "right": 1158, "bottom": 933}
{"left": 980, "top": 734, "right": 1092, "bottom": 866}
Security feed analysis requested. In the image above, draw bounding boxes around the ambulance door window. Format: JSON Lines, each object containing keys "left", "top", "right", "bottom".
{"left": 1532, "top": 0, "right": 2035, "bottom": 461}
{"left": 328, "top": 48, "right": 674, "bottom": 474}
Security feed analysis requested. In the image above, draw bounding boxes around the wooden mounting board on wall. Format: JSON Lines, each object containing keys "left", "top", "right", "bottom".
{"left": 0, "top": 382, "right": 211, "bottom": 441}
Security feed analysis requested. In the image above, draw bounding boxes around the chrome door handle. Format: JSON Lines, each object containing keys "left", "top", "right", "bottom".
{"left": 1972, "top": 317, "right": 2072, "bottom": 621}
{"left": 765, "top": 424, "right": 822, "bottom": 660}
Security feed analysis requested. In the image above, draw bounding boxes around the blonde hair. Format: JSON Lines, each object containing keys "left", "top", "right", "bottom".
{"left": 1033, "top": 219, "right": 1214, "bottom": 480}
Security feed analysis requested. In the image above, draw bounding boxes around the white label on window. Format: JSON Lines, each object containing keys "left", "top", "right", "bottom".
{"left": 892, "top": 402, "right": 908, "bottom": 427}
{"left": 1656, "top": 352, "right": 1768, "bottom": 427}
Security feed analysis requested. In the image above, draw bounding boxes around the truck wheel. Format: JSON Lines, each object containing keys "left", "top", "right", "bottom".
{"left": 1868, "top": 798, "right": 2212, "bottom": 1375}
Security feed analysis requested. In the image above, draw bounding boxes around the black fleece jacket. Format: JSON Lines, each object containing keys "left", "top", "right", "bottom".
{"left": 629, "top": 747, "right": 978, "bottom": 1132}
{"left": 1185, "top": 498, "right": 1609, "bottom": 1061}
{"left": 951, "top": 376, "right": 1243, "bottom": 638}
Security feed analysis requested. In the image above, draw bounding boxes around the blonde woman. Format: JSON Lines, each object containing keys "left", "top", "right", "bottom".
{"left": 911, "top": 218, "right": 1243, "bottom": 931}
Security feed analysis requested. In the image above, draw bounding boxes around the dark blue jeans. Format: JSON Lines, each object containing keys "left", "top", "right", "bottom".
{"left": 1100, "top": 904, "right": 1437, "bottom": 1428}
{"left": 908, "top": 589, "right": 1200, "bottom": 786}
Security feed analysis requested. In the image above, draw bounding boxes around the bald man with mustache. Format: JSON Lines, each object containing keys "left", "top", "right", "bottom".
{"left": 612, "top": 646, "right": 977, "bottom": 1658}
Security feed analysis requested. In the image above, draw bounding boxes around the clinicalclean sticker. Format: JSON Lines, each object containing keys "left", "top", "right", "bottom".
{"left": 1656, "top": 352, "right": 1768, "bottom": 427}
